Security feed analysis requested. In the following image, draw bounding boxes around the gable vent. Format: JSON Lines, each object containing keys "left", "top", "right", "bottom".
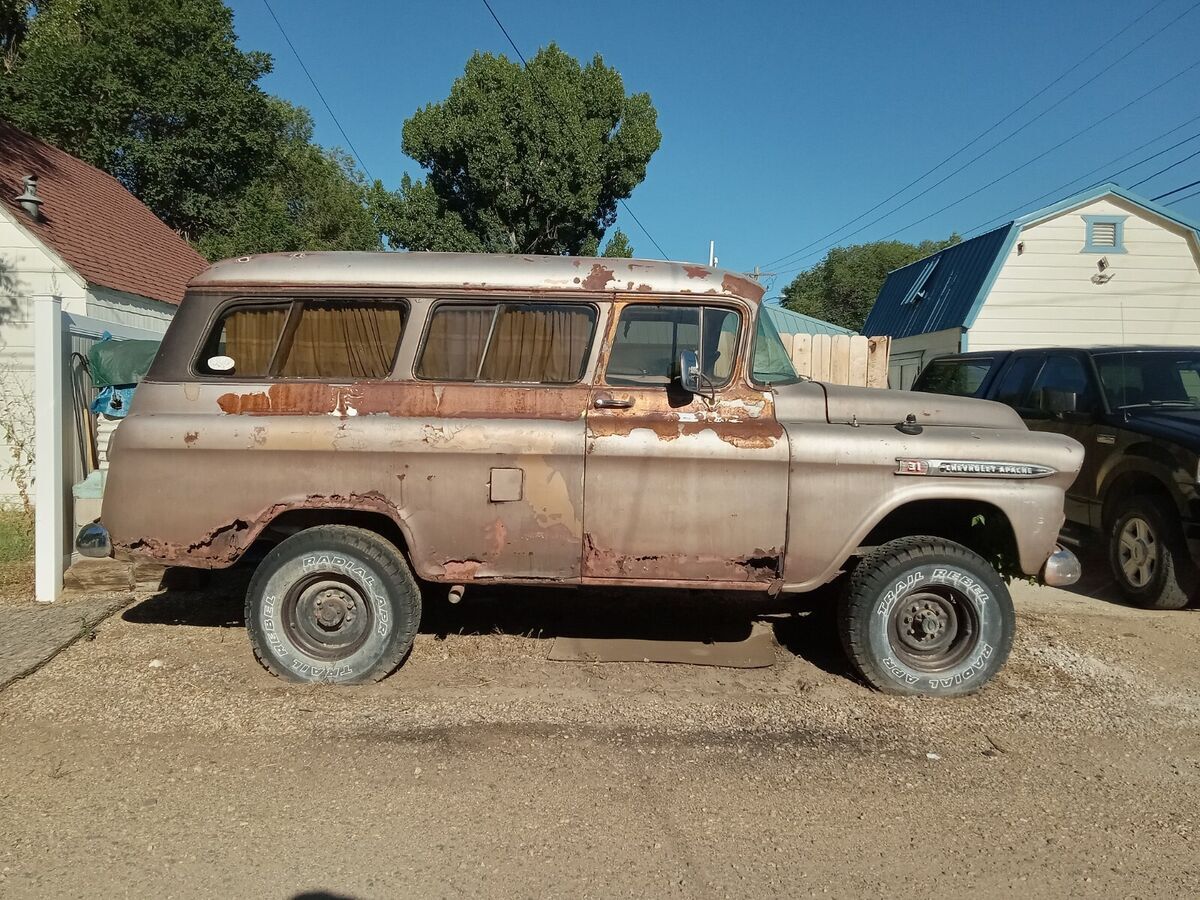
{"left": 1090, "top": 221, "right": 1117, "bottom": 247}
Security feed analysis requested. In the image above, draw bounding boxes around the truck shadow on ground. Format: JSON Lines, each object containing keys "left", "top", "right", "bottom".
{"left": 121, "top": 565, "right": 858, "bottom": 679}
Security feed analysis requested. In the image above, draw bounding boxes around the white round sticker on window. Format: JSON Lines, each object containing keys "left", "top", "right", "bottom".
{"left": 207, "top": 355, "right": 235, "bottom": 372}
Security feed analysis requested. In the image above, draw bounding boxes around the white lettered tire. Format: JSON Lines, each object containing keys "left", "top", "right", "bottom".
{"left": 245, "top": 525, "right": 421, "bottom": 684}
{"left": 838, "top": 536, "right": 1015, "bottom": 697}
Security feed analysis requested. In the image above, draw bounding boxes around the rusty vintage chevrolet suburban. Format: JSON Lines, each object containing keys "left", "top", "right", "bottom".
{"left": 79, "top": 252, "right": 1083, "bottom": 695}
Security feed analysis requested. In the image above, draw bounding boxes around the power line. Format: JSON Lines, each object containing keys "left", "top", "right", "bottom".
{"left": 261, "top": 0, "right": 372, "bottom": 180}
{"left": 1154, "top": 178, "right": 1200, "bottom": 200}
{"left": 1165, "top": 185, "right": 1200, "bottom": 204}
{"left": 1129, "top": 146, "right": 1200, "bottom": 188}
{"left": 774, "top": 57, "right": 1200, "bottom": 276}
{"left": 760, "top": 0, "right": 1193, "bottom": 271}
{"left": 479, "top": 0, "right": 669, "bottom": 259}
{"left": 961, "top": 116, "right": 1200, "bottom": 237}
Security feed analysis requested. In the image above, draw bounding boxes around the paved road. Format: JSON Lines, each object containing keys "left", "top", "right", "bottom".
{"left": 0, "top": 572, "right": 1197, "bottom": 899}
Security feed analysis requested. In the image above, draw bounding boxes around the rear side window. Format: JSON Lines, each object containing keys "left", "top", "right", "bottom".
{"left": 416, "top": 302, "right": 597, "bottom": 384}
{"left": 993, "top": 356, "right": 1044, "bottom": 409}
{"left": 198, "top": 299, "right": 407, "bottom": 379}
{"left": 278, "top": 301, "right": 404, "bottom": 379}
{"left": 605, "top": 304, "right": 741, "bottom": 388}
{"left": 1026, "top": 353, "right": 1097, "bottom": 415}
{"left": 913, "top": 358, "right": 994, "bottom": 397}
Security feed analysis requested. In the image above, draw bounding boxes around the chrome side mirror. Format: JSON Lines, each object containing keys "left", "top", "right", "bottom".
{"left": 678, "top": 349, "right": 701, "bottom": 394}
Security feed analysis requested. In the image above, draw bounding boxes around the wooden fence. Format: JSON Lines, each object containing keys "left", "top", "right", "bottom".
{"left": 785, "top": 334, "right": 891, "bottom": 388}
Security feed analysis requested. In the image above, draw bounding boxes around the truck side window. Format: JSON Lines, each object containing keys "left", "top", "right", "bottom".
{"left": 1027, "top": 354, "right": 1096, "bottom": 415}
{"left": 198, "top": 299, "right": 407, "bottom": 379}
{"left": 993, "top": 356, "right": 1043, "bottom": 409}
{"left": 914, "top": 358, "right": 994, "bottom": 397}
{"left": 198, "top": 304, "right": 289, "bottom": 377}
{"left": 416, "top": 302, "right": 596, "bottom": 384}
{"left": 277, "top": 300, "right": 406, "bottom": 379}
{"left": 605, "top": 305, "right": 740, "bottom": 388}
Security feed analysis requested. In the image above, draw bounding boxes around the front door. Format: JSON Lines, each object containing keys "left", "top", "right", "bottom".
{"left": 582, "top": 301, "right": 790, "bottom": 587}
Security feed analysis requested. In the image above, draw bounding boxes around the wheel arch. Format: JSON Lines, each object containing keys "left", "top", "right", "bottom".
{"left": 857, "top": 499, "right": 1021, "bottom": 580}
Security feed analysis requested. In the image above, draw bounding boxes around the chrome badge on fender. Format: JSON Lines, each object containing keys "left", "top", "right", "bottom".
{"left": 896, "top": 458, "right": 1056, "bottom": 478}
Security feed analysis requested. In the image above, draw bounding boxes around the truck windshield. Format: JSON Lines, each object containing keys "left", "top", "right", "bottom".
{"left": 1095, "top": 351, "right": 1200, "bottom": 410}
{"left": 751, "top": 310, "right": 801, "bottom": 385}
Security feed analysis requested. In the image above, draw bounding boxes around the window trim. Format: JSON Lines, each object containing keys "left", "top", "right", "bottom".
{"left": 601, "top": 300, "right": 744, "bottom": 390}
{"left": 413, "top": 298, "right": 600, "bottom": 386}
{"left": 191, "top": 296, "right": 410, "bottom": 381}
{"left": 1081, "top": 215, "right": 1127, "bottom": 254}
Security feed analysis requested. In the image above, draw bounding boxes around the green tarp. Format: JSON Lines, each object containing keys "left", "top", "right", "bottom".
{"left": 87, "top": 338, "right": 160, "bottom": 387}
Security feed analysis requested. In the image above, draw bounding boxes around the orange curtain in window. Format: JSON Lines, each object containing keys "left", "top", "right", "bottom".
{"left": 279, "top": 304, "right": 404, "bottom": 379}
{"left": 480, "top": 306, "right": 594, "bottom": 384}
{"left": 224, "top": 308, "right": 287, "bottom": 377}
{"left": 417, "top": 306, "right": 495, "bottom": 380}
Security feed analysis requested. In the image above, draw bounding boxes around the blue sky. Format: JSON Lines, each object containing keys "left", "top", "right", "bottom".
{"left": 227, "top": 0, "right": 1200, "bottom": 290}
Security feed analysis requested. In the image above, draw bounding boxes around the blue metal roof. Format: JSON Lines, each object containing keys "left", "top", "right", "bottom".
{"left": 862, "top": 224, "right": 1017, "bottom": 339}
{"left": 763, "top": 304, "right": 855, "bottom": 336}
{"left": 862, "top": 183, "right": 1200, "bottom": 340}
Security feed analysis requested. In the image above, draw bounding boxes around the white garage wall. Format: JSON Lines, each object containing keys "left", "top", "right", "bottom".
{"left": 969, "top": 197, "right": 1200, "bottom": 351}
{"left": 0, "top": 208, "right": 175, "bottom": 505}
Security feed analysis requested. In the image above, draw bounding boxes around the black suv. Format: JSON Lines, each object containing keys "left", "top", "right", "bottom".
{"left": 913, "top": 347, "right": 1200, "bottom": 609}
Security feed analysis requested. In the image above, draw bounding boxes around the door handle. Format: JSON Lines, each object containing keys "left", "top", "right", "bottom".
{"left": 593, "top": 394, "right": 634, "bottom": 410}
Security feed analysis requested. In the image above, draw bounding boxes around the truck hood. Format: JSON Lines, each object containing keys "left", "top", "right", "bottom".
{"left": 773, "top": 380, "right": 1026, "bottom": 430}
{"left": 1120, "top": 408, "right": 1200, "bottom": 451}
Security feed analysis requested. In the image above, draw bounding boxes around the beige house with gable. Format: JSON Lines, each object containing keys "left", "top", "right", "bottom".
{"left": 865, "top": 184, "right": 1200, "bottom": 389}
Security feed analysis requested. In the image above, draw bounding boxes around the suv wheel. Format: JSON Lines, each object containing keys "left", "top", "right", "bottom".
{"left": 245, "top": 525, "right": 422, "bottom": 684}
{"left": 1108, "top": 498, "right": 1194, "bottom": 610}
{"left": 838, "top": 536, "right": 1015, "bottom": 697}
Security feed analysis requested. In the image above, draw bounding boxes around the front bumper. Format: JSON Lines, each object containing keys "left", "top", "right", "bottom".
{"left": 1040, "top": 545, "right": 1081, "bottom": 587}
{"left": 75, "top": 521, "right": 112, "bottom": 559}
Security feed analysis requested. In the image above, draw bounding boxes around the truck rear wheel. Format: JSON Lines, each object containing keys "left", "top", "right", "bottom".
{"left": 838, "top": 536, "right": 1014, "bottom": 696}
{"left": 245, "top": 525, "right": 421, "bottom": 684}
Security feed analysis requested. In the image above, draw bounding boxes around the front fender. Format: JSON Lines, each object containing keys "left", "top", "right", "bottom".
{"left": 780, "top": 422, "right": 1083, "bottom": 590}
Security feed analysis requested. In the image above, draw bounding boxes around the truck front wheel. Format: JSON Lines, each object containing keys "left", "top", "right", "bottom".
{"left": 245, "top": 525, "right": 422, "bottom": 684}
{"left": 838, "top": 536, "right": 1015, "bottom": 696}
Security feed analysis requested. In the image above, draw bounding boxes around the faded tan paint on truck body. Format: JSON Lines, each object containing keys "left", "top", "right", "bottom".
{"left": 102, "top": 251, "right": 1082, "bottom": 591}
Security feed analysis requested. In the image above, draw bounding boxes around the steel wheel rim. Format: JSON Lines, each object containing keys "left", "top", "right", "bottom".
{"left": 1118, "top": 516, "right": 1158, "bottom": 589}
{"left": 281, "top": 574, "right": 373, "bottom": 661}
{"left": 888, "top": 586, "right": 980, "bottom": 673}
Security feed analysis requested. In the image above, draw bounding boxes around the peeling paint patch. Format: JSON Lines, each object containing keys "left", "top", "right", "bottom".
{"left": 683, "top": 265, "right": 710, "bottom": 279}
{"left": 183, "top": 431, "right": 198, "bottom": 446}
{"left": 581, "top": 263, "right": 615, "bottom": 291}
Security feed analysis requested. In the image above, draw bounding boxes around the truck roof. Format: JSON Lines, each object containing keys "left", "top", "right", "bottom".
{"left": 931, "top": 345, "right": 1200, "bottom": 362}
{"left": 188, "top": 251, "right": 766, "bottom": 304}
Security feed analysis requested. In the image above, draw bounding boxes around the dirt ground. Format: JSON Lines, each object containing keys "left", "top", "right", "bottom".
{"left": 0, "top": 555, "right": 1197, "bottom": 899}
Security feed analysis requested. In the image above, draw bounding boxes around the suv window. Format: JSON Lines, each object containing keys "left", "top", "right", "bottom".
{"left": 198, "top": 299, "right": 407, "bottom": 379}
{"left": 1026, "top": 353, "right": 1096, "bottom": 415}
{"left": 416, "top": 302, "right": 596, "bottom": 384}
{"left": 993, "top": 355, "right": 1043, "bottom": 409}
{"left": 914, "top": 357, "right": 994, "bottom": 397}
{"left": 606, "top": 304, "right": 740, "bottom": 388}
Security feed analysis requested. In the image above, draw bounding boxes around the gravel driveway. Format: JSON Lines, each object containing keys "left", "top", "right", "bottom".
{"left": 0, "top": 564, "right": 1197, "bottom": 899}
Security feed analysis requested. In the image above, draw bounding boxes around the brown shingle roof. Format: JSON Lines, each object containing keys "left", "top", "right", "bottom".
{"left": 0, "top": 119, "right": 208, "bottom": 304}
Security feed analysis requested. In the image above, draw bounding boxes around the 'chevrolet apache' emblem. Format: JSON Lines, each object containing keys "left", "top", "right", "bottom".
{"left": 895, "top": 458, "right": 1056, "bottom": 479}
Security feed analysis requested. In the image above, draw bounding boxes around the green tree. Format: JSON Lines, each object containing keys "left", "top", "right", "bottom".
{"left": 197, "top": 101, "right": 380, "bottom": 259}
{"left": 1, "top": 0, "right": 281, "bottom": 241}
{"left": 781, "top": 235, "right": 960, "bottom": 332}
{"left": 600, "top": 228, "right": 634, "bottom": 258}
{"left": 381, "top": 44, "right": 660, "bottom": 256}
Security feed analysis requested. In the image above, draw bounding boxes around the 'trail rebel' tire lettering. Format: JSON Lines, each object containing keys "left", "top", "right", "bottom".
{"left": 839, "top": 537, "right": 1015, "bottom": 697}
{"left": 246, "top": 526, "right": 421, "bottom": 685}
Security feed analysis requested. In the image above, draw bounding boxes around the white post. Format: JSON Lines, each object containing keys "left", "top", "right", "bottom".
{"left": 708, "top": 240, "right": 715, "bottom": 267}
{"left": 34, "top": 294, "right": 64, "bottom": 603}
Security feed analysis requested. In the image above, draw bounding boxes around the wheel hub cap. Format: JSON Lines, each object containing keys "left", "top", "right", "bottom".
{"left": 887, "top": 585, "right": 979, "bottom": 674}
{"left": 1118, "top": 517, "right": 1158, "bottom": 588}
